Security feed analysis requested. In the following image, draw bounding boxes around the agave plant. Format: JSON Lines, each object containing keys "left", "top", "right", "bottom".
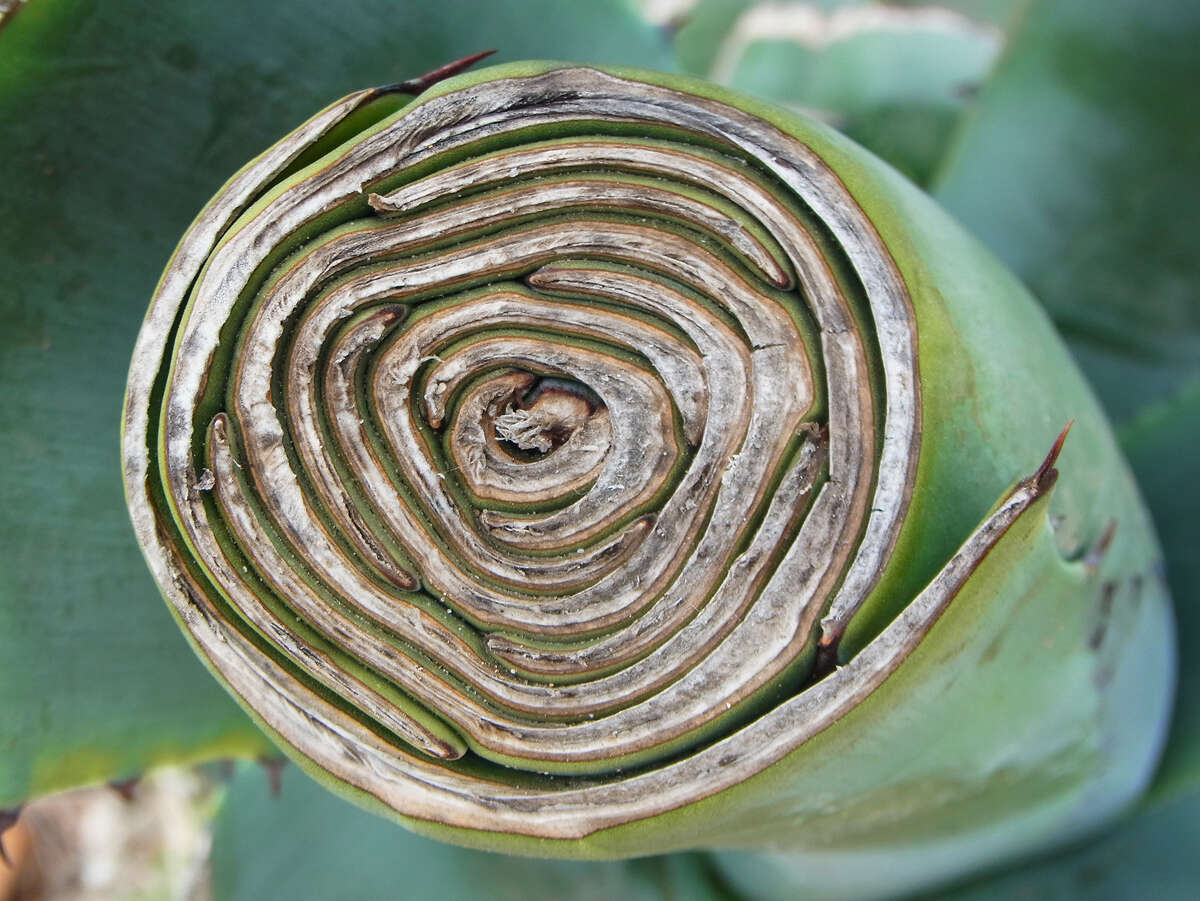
{"left": 2, "top": 1, "right": 1198, "bottom": 899}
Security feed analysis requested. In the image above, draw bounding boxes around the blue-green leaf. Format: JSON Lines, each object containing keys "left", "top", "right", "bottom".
{"left": 928, "top": 781, "right": 1200, "bottom": 899}
{"left": 211, "top": 763, "right": 730, "bottom": 901}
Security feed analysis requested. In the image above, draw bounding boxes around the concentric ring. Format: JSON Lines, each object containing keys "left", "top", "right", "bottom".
{"left": 117, "top": 66, "right": 1054, "bottom": 840}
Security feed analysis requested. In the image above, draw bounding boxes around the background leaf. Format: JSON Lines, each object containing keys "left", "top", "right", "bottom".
{"left": 671, "top": 1, "right": 1018, "bottom": 185}
{"left": 673, "top": 0, "right": 754, "bottom": 76}
{"left": 211, "top": 763, "right": 731, "bottom": 901}
{"left": 0, "top": 0, "right": 673, "bottom": 806}
{"left": 887, "top": 0, "right": 1024, "bottom": 28}
{"left": 926, "top": 781, "right": 1200, "bottom": 899}
{"left": 1119, "top": 381, "right": 1200, "bottom": 803}
{"left": 932, "top": 0, "right": 1200, "bottom": 424}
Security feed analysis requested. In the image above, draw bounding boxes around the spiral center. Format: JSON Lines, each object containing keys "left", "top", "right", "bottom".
{"left": 494, "top": 378, "right": 603, "bottom": 456}
{"left": 124, "top": 66, "right": 923, "bottom": 832}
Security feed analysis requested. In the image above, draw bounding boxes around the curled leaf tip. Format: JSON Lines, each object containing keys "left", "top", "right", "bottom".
{"left": 1033, "top": 420, "right": 1073, "bottom": 493}
{"left": 377, "top": 49, "right": 498, "bottom": 96}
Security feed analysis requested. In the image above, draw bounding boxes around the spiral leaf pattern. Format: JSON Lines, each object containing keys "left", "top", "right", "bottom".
{"left": 123, "top": 66, "right": 1057, "bottom": 838}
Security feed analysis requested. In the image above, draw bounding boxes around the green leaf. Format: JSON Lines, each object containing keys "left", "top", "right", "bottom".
{"left": 0, "top": 0, "right": 673, "bottom": 805}
{"left": 930, "top": 0, "right": 1200, "bottom": 798}
{"left": 1119, "top": 381, "right": 1200, "bottom": 801}
{"left": 686, "top": 2, "right": 1002, "bottom": 185}
{"left": 888, "top": 0, "right": 1026, "bottom": 29}
{"left": 211, "top": 762, "right": 730, "bottom": 901}
{"left": 672, "top": 0, "right": 753, "bottom": 76}
{"left": 932, "top": 0, "right": 1200, "bottom": 426}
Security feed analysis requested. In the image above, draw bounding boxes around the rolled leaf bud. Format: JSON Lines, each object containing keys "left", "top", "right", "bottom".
{"left": 122, "top": 62, "right": 1174, "bottom": 895}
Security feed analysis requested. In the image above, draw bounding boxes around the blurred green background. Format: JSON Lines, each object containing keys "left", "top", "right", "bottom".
{"left": 1, "top": 0, "right": 1197, "bottom": 896}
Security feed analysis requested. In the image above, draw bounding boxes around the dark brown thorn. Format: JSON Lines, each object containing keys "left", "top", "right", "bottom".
{"left": 108, "top": 775, "right": 141, "bottom": 803}
{"left": 1088, "top": 581, "right": 1119, "bottom": 650}
{"left": 1033, "top": 420, "right": 1073, "bottom": 493}
{"left": 259, "top": 756, "right": 287, "bottom": 798}
{"left": 1083, "top": 520, "right": 1118, "bottom": 572}
{"left": 377, "top": 50, "right": 497, "bottom": 96}
{"left": 0, "top": 805, "right": 22, "bottom": 869}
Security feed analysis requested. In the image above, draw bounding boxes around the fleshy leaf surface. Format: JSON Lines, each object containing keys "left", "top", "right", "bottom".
{"left": 931, "top": 0, "right": 1200, "bottom": 797}
{"left": 928, "top": 384, "right": 1200, "bottom": 895}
